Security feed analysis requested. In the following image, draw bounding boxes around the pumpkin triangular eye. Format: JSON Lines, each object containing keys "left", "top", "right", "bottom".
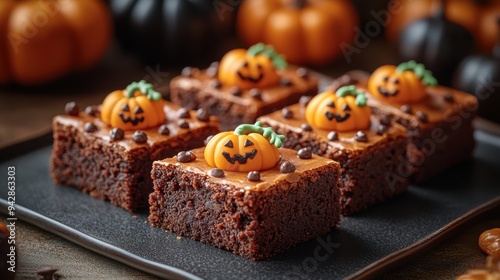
{"left": 393, "top": 79, "right": 400, "bottom": 84}
{"left": 134, "top": 106, "right": 143, "bottom": 114}
{"left": 242, "top": 61, "right": 249, "bottom": 68}
{"left": 383, "top": 76, "right": 389, "bottom": 82}
{"left": 342, "top": 104, "right": 351, "bottom": 111}
{"left": 244, "top": 139, "right": 254, "bottom": 147}
{"left": 257, "top": 64, "right": 263, "bottom": 70}
{"left": 122, "top": 104, "right": 130, "bottom": 112}
{"left": 224, "top": 140, "right": 233, "bottom": 148}
{"left": 327, "top": 101, "right": 335, "bottom": 108}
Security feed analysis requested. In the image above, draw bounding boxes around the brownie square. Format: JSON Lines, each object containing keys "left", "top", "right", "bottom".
{"left": 148, "top": 148, "right": 341, "bottom": 260}
{"left": 170, "top": 66, "right": 318, "bottom": 130}
{"left": 258, "top": 103, "right": 409, "bottom": 215}
{"left": 50, "top": 102, "right": 220, "bottom": 212}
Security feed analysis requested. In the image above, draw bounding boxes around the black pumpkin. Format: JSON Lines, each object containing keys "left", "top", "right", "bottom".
{"left": 108, "top": 0, "right": 236, "bottom": 64}
{"left": 453, "top": 19, "right": 500, "bottom": 123}
{"left": 397, "top": 1, "right": 475, "bottom": 85}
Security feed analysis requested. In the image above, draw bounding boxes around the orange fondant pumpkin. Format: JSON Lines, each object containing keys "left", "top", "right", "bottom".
{"left": 237, "top": 0, "right": 358, "bottom": 65}
{"left": 305, "top": 85, "right": 370, "bottom": 132}
{"left": 218, "top": 43, "right": 286, "bottom": 89}
{"left": 0, "top": 0, "right": 112, "bottom": 85}
{"left": 101, "top": 80, "right": 165, "bottom": 131}
{"left": 368, "top": 61, "right": 437, "bottom": 104}
{"left": 204, "top": 121, "right": 284, "bottom": 172}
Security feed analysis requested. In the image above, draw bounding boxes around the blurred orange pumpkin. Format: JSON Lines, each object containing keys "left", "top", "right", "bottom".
{"left": 237, "top": 0, "right": 358, "bottom": 65}
{"left": 0, "top": 0, "right": 112, "bottom": 85}
{"left": 386, "top": 0, "right": 500, "bottom": 53}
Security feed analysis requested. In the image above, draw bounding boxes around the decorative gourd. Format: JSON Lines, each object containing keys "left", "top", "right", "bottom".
{"left": 386, "top": 0, "right": 500, "bottom": 53}
{"left": 108, "top": 0, "right": 235, "bottom": 64}
{"left": 204, "top": 121, "right": 284, "bottom": 172}
{"left": 305, "top": 85, "right": 370, "bottom": 132}
{"left": 397, "top": 2, "right": 475, "bottom": 85}
{"left": 0, "top": 0, "right": 112, "bottom": 85}
{"left": 453, "top": 19, "right": 500, "bottom": 123}
{"left": 479, "top": 228, "right": 500, "bottom": 256}
{"left": 218, "top": 43, "right": 286, "bottom": 89}
{"left": 101, "top": 80, "right": 165, "bottom": 131}
{"left": 236, "top": 0, "right": 358, "bottom": 65}
{"left": 368, "top": 61, "right": 438, "bottom": 104}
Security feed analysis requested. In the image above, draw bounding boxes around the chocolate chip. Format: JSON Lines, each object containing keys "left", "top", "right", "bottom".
{"left": 204, "top": 135, "right": 214, "bottom": 145}
{"left": 444, "top": 92, "right": 454, "bottom": 103}
{"left": 181, "top": 67, "right": 193, "bottom": 77}
{"left": 280, "top": 77, "right": 293, "bottom": 86}
{"left": 298, "top": 147, "right": 312, "bottom": 159}
{"left": 85, "top": 105, "right": 97, "bottom": 117}
{"left": 301, "top": 123, "right": 312, "bottom": 131}
{"left": 280, "top": 161, "right": 296, "bottom": 173}
{"left": 296, "top": 67, "right": 309, "bottom": 78}
{"left": 247, "top": 171, "right": 260, "bottom": 182}
{"left": 178, "top": 108, "right": 191, "bottom": 119}
{"left": 379, "top": 115, "right": 392, "bottom": 126}
{"left": 84, "top": 122, "right": 97, "bottom": 133}
{"left": 210, "top": 168, "right": 224, "bottom": 178}
{"left": 158, "top": 124, "right": 170, "bottom": 135}
{"left": 327, "top": 131, "right": 339, "bottom": 141}
{"left": 299, "top": 96, "right": 312, "bottom": 107}
{"left": 177, "top": 151, "right": 196, "bottom": 163}
{"left": 230, "top": 87, "right": 242, "bottom": 96}
{"left": 210, "top": 80, "right": 222, "bottom": 89}
{"left": 416, "top": 111, "right": 428, "bottom": 123}
{"left": 206, "top": 67, "right": 218, "bottom": 78}
{"left": 400, "top": 104, "right": 412, "bottom": 114}
{"left": 178, "top": 119, "right": 190, "bottom": 129}
{"left": 64, "top": 102, "right": 79, "bottom": 116}
{"left": 377, "top": 125, "right": 388, "bottom": 135}
{"left": 133, "top": 131, "right": 148, "bottom": 144}
{"left": 354, "top": 131, "right": 368, "bottom": 142}
{"left": 282, "top": 107, "right": 293, "bottom": 119}
{"left": 37, "top": 266, "right": 59, "bottom": 280}
{"left": 249, "top": 88, "right": 262, "bottom": 100}
{"left": 109, "top": 127, "right": 124, "bottom": 141}
{"left": 196, "top": 108, "right": 210, "bottom": 122}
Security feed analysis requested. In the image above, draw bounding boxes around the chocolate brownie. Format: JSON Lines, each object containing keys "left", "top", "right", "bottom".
{"left": 258, "top": 87, "right": 409, "bottom": 215}
{"left": 148, "top": 147, "right": 341, "bottom": 260}
{"left": 51, "top": 96, "right": 219, "bottom": 212}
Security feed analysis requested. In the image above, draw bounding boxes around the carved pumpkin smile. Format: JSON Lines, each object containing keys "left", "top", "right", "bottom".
{"left": 222, "top": 150, "right": 258, "bottom": 164}
{"left": 325, "top": 101, "right": 351, "bottom": 122}
{"left": 118, "top": 104, "right": 145, "bottom": 125}
{"left": 236, "top": 62, "right": 264, "bottom": 84}
{"left": 377, "top": 85, "right": 399, "bottom": 97}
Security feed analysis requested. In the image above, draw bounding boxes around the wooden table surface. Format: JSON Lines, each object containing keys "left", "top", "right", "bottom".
{"left": 0, "top": 40, "right": 497, "bottom": 279}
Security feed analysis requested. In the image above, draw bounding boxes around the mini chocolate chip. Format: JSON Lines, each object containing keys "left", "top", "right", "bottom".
{"left": 280, "top": 161, "right": 296, "bottom": 173}
{"left": 178, "top": 119, "right": 190, "bottom": 129}
{"left": 247, "top": 171, "right": 260, "bottom": 182}
{"left": 354, "top": 131, "right": 368, "bottom": 142}
{"left": 181, "top": 67, "right": 193, "bottom": 77}
{"left": 37, "top": 266, "right": 59, "bottom": 280}
{"left": 132, "top": 131, "right": 148, "bottom": 143}
{"left": 109, "top": 127, "right": 124, "bottom": 141}
{"left": 380, "top": 115, "right": 392, "bottom": 126}
{"left": 206, "top": 67, "right": 218, "bottom": 78}
{"left": 65, "top": 101, "right": 79, "bottom": 116}
{"left": 249, "top": 88, "right": 262, "bottom": 100}
{"left": 416, "top": 111, "right": 428, "bottom": 123}
{"left": 196, "top": 108, "right": 210, "bottom": 122}
{"left": 282, "top": 107, "right": 293, "bottom": 119}
{"left": 177, "top": 151, "right": 196, "bottom": 163}
{"left": 210, "top": 80, "right": 222, "bottom": 89}
{"left": 204, "top": 135, "right": 214, "bottom": 145}
{"left": 444, "top": 92, "right": 454, "bottom": 103}
{"left": 327, "top": 131, "right": 339, "bottom": 141}
{"left": 301, "top": 123, "right": 312, "bottom": 131}
{"left": 85, "top": 105, "right": 97, "bottom": 116}
{"left": 280, "top": 77, "right": 293, "bottom": 86}
{"left": 296, "top": 67, "right": 309, "bottom": 78}
{"left": 298, "top": 147, "right": 312, "bottom": 159}
{"left": 230, "top": 87, "right": 242, "bottom": 96}
{"left": 178, "top": 108, "right": 191, "bottom": 119}
{"left": 158, "top": 124, "right": 170, "bottom": 135}
{"left": 84, "top": 122, "right": 97, "bottom": 133}
{"left": 400, "top": 104, "right": 412, "bottom": 114}
{"left": 299, "top": 96, "right": 312, "bottom": 107}
{"left": 210, "top": 168, "right": 224, "bottom": 178}
{"left": 377, "top": 125, "right": 388, "bottom": 135}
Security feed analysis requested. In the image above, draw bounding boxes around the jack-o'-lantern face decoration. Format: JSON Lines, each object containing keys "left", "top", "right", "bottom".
{"left": 368, "top": 60, "right": 438, "bottom": 104}
{"left": 218, "top": 43, "right": 287, "bottom": 90}
{"left": 306, "top": 85, "right": 371, "bottom": 132}
{"left": 101, "top": 80, "right": 165, "bottom": 131}
{"left": 205, "top": 121, "right": 284, "bottom": 172}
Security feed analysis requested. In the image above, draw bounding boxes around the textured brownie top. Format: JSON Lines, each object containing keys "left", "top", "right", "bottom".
{"left": 171, "top": 66, "right": 318, "bottom": 109}
{"left": 258, "top": 102, "right": 407, "bottom": 151}
{"left": 53, "top": 102, "right": 219, "bottom": 151}
{"left": 155, "top": 148, "right": 339, "bottom": 191}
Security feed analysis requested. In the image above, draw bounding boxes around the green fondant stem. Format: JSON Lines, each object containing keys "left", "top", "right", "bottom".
{"left": 335, "top": 85, "right": 367, "bottom": 107}
{"left": 247, "top": 43, "right": 288, "bottom": 69}
{"left": 125, "top": 80, "right": 162, "bottom": 100}
{"left": 234, "top": 121, "right": 286, "bottom": 148}
{"left": 396, "top": 60, "right": 438, "bottom": 86}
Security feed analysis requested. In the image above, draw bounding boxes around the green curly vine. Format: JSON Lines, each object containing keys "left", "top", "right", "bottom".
{"left": 234, "top": 121, "right": 286, "bottom": 148}
{"left": 335, "top": 85, "right": 368, "bottom": 107}
{"left": 125, "top": 80, "right": 162, "bottom": 101}
{"left": 396, "top": 60, "right": 438, "bottom": 86}
{"left": 247, "top": 43, "right": 288, "bottom": 70}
